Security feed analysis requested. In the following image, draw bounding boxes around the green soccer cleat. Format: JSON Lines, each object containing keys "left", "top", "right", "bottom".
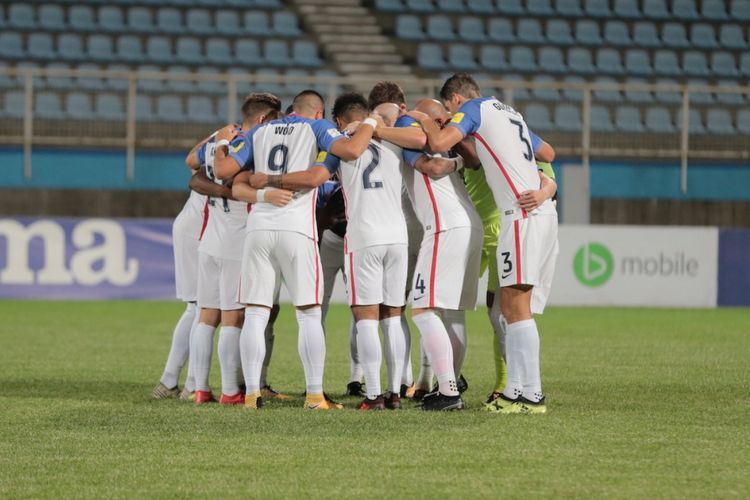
{"left": 518, "top": 396, "right": 547, "bottom": 414}
{"left": 484, "top": 394, "right": 523, "bottom": 414}
{"left": 152, "top": 382, "right": 179, "bottom": 400}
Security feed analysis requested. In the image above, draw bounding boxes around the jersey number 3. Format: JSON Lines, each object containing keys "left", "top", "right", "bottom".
{"left": 509, "top": 119, "right": 532, "bottom": 161}
{"left": 362, "top": 144, "right": 383, "bottom": 190}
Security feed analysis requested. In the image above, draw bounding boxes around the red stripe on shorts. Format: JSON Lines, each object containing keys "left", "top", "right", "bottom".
{"left": 422, "top": 174, "right": 441, "bottom": 308}
{"left": 198, "top": 199, "right": 210, "bottom": 240}
{"left": 348, "top": 251, "right": 357, "bottom": 306}
{"left": 514, "top": 219, "right": 522, "bottom": 284}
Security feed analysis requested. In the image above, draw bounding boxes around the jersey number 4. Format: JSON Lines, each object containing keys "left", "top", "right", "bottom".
{"left": 362, "top": 144, "right": 383, "bottom": 190}
{"left": 509, "top": 119, "right": 532, "bottom": 161}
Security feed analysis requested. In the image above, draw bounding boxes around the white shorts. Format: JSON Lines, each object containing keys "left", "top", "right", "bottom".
{"left": 411, "top": 226, "right": 482, "bottom": 311}
{"left": 172, "top": 206, "right": 206, "bottom": 302}
{"left": 197, "top": 252, "right": 243, "bottom": 311}
{"left": 239, "top": 230, "right": 322, "bottom": 307}
{"left": 319, "top": 229, "right": 345, "bottom": 308}
{"left": 344, "top": 244, "right": 408, "bottom": 307}
{"left": 406, "top": 224, "right": 423, "bottom": 300}
{"left": 497, "top": 215, "right": 559, "bottom": 314}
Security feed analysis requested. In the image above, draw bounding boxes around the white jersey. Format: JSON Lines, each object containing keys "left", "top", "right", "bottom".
{"left": 448, "top": 96, "right": 556, "bottom": 221}
{"left": 227, "top": 115, "right": 343, "bottom": 240}
{"left": 337, "top": 139, "right": 408, "bottom": 253}
{"left": 178, "top": 190, "right": 208, "bottom": 239}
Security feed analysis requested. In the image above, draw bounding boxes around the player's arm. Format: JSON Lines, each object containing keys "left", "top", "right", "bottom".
{"left": 451, "top": 137, "right": 481, "bottom": 170}
{"left": 188, "top": 166, "right": 232, "bottom": 198}
{"left": 518, "top": 172, "right": 557, "bottom": 211}
{"left": 530, "top": 131, "right": 555, "bottom": 162}
{"left": 412, "top": 154, "right": 464, "bottom": 179}
{"left": 374, "top": 126, "right": 427, "bottom": 150}
{"left": 407, "top": 110, "right": 464, "bottom": 153}
{"left": 327, "top": 115, "right": 383, "bottom": 161}
{"left": 251, "top": 151, "right": 341, "bottom": 191}
{"left": 214, "top": 126, "right": 254, "bottom": 180}
{"left": 231, "top": 171, "right": 294, "bottom": 207}
{"left": 186, "top": 125, "right": 235, "bottom": 171}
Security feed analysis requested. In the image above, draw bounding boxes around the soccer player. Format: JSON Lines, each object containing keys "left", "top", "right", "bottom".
{"left": 214, "top": 90, "right": 382, "bottom": 410}
{"left": 410, "top": 73, "right": 560, "bottom": 414}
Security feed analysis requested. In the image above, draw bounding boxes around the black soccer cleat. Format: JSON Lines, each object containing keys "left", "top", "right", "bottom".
{"left": 399, "top": 384, "right": 409, "bottom": 398}
{"left": 357, "top": 395, "right": 385, "bottom": 411}
{"left": 457, "top": 374, "right": 469, "bottom": 394}
{"left": 384, "top": 391, "right": 402, "bottom": 410}
{"left": 419, "top": 392, "right": 465, "bottom": 411}
{"left": 345, "top": 381, "right": 365, "bottom": 397}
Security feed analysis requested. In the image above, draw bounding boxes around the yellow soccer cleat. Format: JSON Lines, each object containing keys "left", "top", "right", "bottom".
{"left": 484, "top": 394, "right": 523, "bottom": 414}
{"left": 244, "top": 391, "right": 263, "bottom": 410}
{"left": 261, "top": 385, "right": 293, "bottom": 400}
{"left": 304, "top": 393, "right": 343, "bottom": 410}
{"left": 518, "top": 396, "right": 547, "bottom": 414}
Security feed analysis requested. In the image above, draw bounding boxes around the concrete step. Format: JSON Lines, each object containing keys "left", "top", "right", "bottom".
{"left": 305, "top": 14, "right": 377, "bottom": 25}
{"left": 298, "top": 5, "right": 369, "bottom": 15}
{"left": 339, "top": 62, "right": 413, "bottom": 74}
{"left": 294, "top": 0, "right": 361, "bottom": 5}
{"left": 310, "top": 24, "right": 381, "bottom": 34}
{"left": 333, "top": 52, "right": 404, "bottom": 64}
{"left": 318, "top": 34, "right": 390, "bottom": 44}
{"left": 319, "top": 43, "right": 397, "bottom": 54}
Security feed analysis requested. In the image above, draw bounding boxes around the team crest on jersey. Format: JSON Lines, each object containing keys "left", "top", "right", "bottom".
{"left": 451, "top": 113, "right": 465, "bottom": 123}
{"left": 327, "top": 129, "right": 342, "bottom": 138}
{"left": 316, "top": 151, "right": 328, "bottom": 163}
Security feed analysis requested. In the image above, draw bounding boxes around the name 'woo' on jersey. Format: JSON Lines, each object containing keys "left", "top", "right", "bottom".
{"left": 328, "top": 139, "right": 408, "bottom": 253}
{"left": 228, "top": 115, "right": 343, "bottom": 240}
{"left": 449, "top": 97, "right": 556, "bottom": 221}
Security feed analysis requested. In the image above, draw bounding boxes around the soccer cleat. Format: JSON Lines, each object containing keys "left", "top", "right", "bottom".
{"left": 345, "top": 381, "right": 365, "bottom": 397}
{"left": 384, "top": 392, "right": 401, "bottom": 410}
{"left": 457, "top": 374, "right": 469, "bottom": 394}
{"left": 244, "top": 391, "right": 263, "bottom": 409}
{"left": 261, "top": 385, "right": 292, "bottom": 400}
{"left": 399, "top": 384, "right": 409, "bottom": 398}
{"left": 305, "top": 393, "right": 344, "bottom": 410}
{"left": 179, "top": 387, "right": 195, "bottom": 402}
{"left": 418, "top": 392, "right": 464, "bottom": 411}
{"left": 411, "top": 388, "right": 431, "bottom": 401}
{"left": 152, "top": 382, "right": 179, "bottom": 400}
{"left": 484, "top": 394, "right": 523, "bottom": 414}
{"left": 194, "top": 390, "right": 216, "bottom": 404}
{"left": 518, "top": 396, "right": 547, "bottom": 414}
{"left": 219, "top": 392, "right": 244, "bottom": 405}
{"left": 357, "top": 395, "right": 385, "bottom": 411}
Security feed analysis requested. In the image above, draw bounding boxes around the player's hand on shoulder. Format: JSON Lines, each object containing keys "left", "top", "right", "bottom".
{"left": 342, "top": 121, "right": 360, "bottom": 135}
{"left": 267, "top": 189, "right": 294, "bottom": 207}
{"left": 249, "top": 172, "right": 268, "bottom": 189}
{"left": 217, "top": 124, "right": 238, "bottom": 142}
{"left": 368, "top": 112, "right": 386, "bottom": 129}
{"left": 518, "top": 189, "right": 546, "bottom": 211}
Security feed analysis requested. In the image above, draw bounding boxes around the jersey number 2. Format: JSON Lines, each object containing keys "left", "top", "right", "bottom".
{"left": 362, "top": 144, "right": 383, "bottom": 190}
{"left": 509, "top": 119, "right": 532, "bottom": 161}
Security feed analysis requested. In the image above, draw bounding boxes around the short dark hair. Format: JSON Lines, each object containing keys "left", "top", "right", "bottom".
{"left": 292, "top": 89, "right": 325, "bottom": 116}
{"left": 368, "top": 81, "right": 405, "bottom": 110}
{"left": 241, "top": 92, "right": 281, "bottom": 121}
{"left": 332, "top": 92, "right": 369, "bottom": 121}
{"left": 439, "top": 73, "right": 481, "bottom": 102}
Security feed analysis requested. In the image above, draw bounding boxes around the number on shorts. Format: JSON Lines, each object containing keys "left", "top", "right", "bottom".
{"left": 268, "top": 144, "right": 289, "bottom": 173}
{"left": 501, "top": 251, "right": 513, "bottom": 273}
{"left": 414, "top": 273, "right": 426, "bottom": 294}
{"left": 362, "top": 144, "right": 383, "bottom": 190}
{"left": 509, "top": 118, "right": 532, "bottom": 161}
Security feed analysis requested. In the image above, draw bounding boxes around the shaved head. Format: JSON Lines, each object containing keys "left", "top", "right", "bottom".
{"left": 292, "top": 90, "right": 325, "bottom": 118}
{"left": 374, "top": 102, "right": 400, "bottom": 127}
{"left": 414, "top": 98, "right": 449, "bottom": 124}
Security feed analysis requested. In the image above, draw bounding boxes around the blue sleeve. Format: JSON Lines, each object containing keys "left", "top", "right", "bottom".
{"left": 402, "top": 148, "right": 423, "bottom": 167}
{"left": 314, "top": 150, "right": 341, "bottom": 175}
{"left": 311, "top": 119, "right": 345, "bottom": 153}
{"left": 197, "top": 143, "right": 207, "bottom": 165}
{"left": 228, "top": 134, "right": 253, "bottom": 171}
{"left": 447, "top": 99, "right": 481, "bottom": 137}
{"left": 395, "top": 115, "right": 420, "bottom": 128}
{"left": 529, "top": 130, "right": 543, "bottom": 153}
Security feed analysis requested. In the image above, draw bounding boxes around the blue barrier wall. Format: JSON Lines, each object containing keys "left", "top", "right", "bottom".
{"left": 718, "top": 229, "right": 750, "bottom": 306}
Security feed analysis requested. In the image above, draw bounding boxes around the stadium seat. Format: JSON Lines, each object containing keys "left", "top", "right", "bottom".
{"left": 116, "top": 35, "right": 144, "bottom": 63}
{"left": 284, "top": 68, "right": 309, "bottom": 95}
{"left": 76, "top": 63, "right": 106, "bottom": 91}
{"left": 509, "top": 46, "right": 537, "bottom": 72}
{"left": 265, "top": 40, "right": 293, "bottom": 67}
{"left": 523, "top": 103, "right": 553, "bottom": 131}
{"left": 497, "top": 0, "right": 524, "bottom": 14}
{"left": 517, "top": 19, "right": 545, "bottom": 45}
{"left": 584, "top": 0, "right": 611, "bottom": 17}
{"left": 406, "top": 0, "right": 436, "bottom": 13}
{"left": 127, "top": 7, "right": 154, "bottom": 33}
{"left": 653, "top": 78, "right": 681, "bottom": 103}
{"left": 633, "top": 22, "right": 660, "bottom": 48}
{"left": 427, "top": 15, "right": 455, "bottom": 41}
{"left": 682, "top": 51, "right": 710, "bottom": 77}
{"left": 715, "top": 80, "right": 745, "bottom": 105}
{"left": 624, "top": 49, "right": 652, "bottom": 76}
{"left": 0, "top": 32, "right": 24, "bottom": 60}
{"left": 562, "top": 75, "right": 585, "bottom": 102}
{"left": 195, "top": 66, "right": 225, "bottom": 94}
{"left": 479, "top": 45, "right": 507, "bottom": 71}
{"left": 597, "top": 48, "right": 624, "bottom": 75}
{"left": 615, "top": 106, "right": 644, "bottom": 132}
{"left": 592, "top": 76, "right": 622, "bottom": 102}
{"left": 590, "top": 105, "right": 615, "bottom": 132}
{"left": 437, "top": 0, "right": 464, "bottom": 12}
{"left": 44, "top": 62, "right": 74, "bottom": 90}
{"left": 28, "top": 33, "right": 56, "bottom": 61}
{"left": 96, "top": 93, "right": 125, "bottom": 121}
{"left": 546, "top": 19, "right": 574, "bottom": 45}
{"left": 527, "top": 0, "right": 555, "bottom": 15}
{"left": 136, "top": 95, "right": 154, "bottom": 121}
{"left": 701, "top": 0, "right": 729, "bottom": 20}
{"left": 252, "top": 68, "right": 283, "bottom": 95}
{"left": 39, "top": 5, "right": 66, "bottom": 31}
{"left": 99, "top": 6, "right": 125, "bottom": 32}
{"left": 448, "top": 44, "right": 478, "bottom": 70}
{"left": 538, "top": 46, "right": 566, "bottom": 73}
{"left": 686, "top": 79, "right": 713, "bottom": 104}
{"left": 397, "top": 16, "right": 425, "bottom": 40}
{"left": 556, "top": 0, "right": 583, "bottom": 16}
{"left": 676, "top": 109, "right": 706, "bottom": 134}
{"left": 8, "top": 3, "right": 35, "bottom": 30}
{"left": 58, "top": 34, "right": 84, "bottom": 61}
{"left": 661, "top": 23, "right": 690, "bottom": 48}
{"left": 737, "top": 109, "right": 750, "bottom": 135}
{"left": 35, "top": 91, "right": 65, "bottom": 120}
{"left": 215, "top": 10, "right": 242, "bottom": 36}
{"left": 156, "top": 8, "right": 183, "bottom": 34}
{"left": 603, "top": 21, "right": 631, "bottom": 47}
{"left": 672, "top": 0, "right": 699, "bottom": 19}
{"left": 0, "top": 62, "right": 14, "bottom": 89}
{"left": 731, "top": 0, "right": 750, "bottom": 20}
{"left": 531, "top": 75, "right": 560, "bottom": 101}
{"left": 245, "top": 11, "right": 272, "bottom": 37}
{"left": 645, "top": 107, "right": 676, "bottom": 133}
{"left": 293, "top": 41, "right": 322, "bottom": 67}
{"left": 2, "top": 90, "right": 26, "bottom": 118}
{"left": 187, "top": 95, "right": 216, "bottom": 123}
{"left": 467, "top": 0, "right": 496, "bottom": 14}
{"left": 146, "top": 36, "right": 173, "bottom": 64}
{"left": 375, "top": 0, "right": 405, "bottom": 12}
{"left": 554, "top": 104, "right": 581, "bottom": 132}
{"left": 690, "top": 23, "right": 718, "bottom": 49}
{"left": 417, "top": 43, "right": 445, "bottom": 69}
{"left": 88, "top": 35, "right": 115, "bottom": 62}
{"left": 206, "top": 38, "right": 233, "bottom": 65}
{"left": 706, "top": 109, "right": 735, "bottom": 134}
{"left": 156, "top": 94, "right": 185, "bottom": 122}
{"left": 137, "top": 64, "right": 164, "bottom": 92}
{"left": 105, "top": 64, "right": 130, "bottom": 91}
{"left": 613, "top": 0, "right": 641, "bottom": 18}
{"left": 488, "top": 19, "right": 515, "bottom": 43}
{"left": 166, "top": 65, "right": 195, "bottom": 93}
{"left": 504, "top": 74, "right": 532, "bottom": 101}
{"left": 642, "top": 0, "right": 670, "bottom": 19}
{"left": 653, "top": 50, "right": 681, "bottom": 76}
{"left": 66, "top": 92, "right": 94, "bottom": 120}
{"left": 69, "top": 6, "right": 96, "bottom": 32}
{"left": 711, "top": 52, "right": 739, "bottom": 78}
{"left": 176, "top": 37, "right": 204, "bottom": 64}
{"left": 623, "top": 77, "right": 654, "bottom": 103}
{"left": 254, "top": 0, "right": 283, "bottom": 8}
{"left": 567, "top": 47, "right": 595, "bottom": 74}
{"left": 186, "top": 9, "right": 213, "bottom": 36}
{"left": 719, "top": 25, "right": 747, "bottom": 49}
{"left": 458, "top": 17, "right": 487, "bottom": 43}
{"left": 235, "top": 39, "right": 262, "bottom": 66}
{"left": 575, "top": 20, "right": 602, "bottom": 45}
{"left": 741, "top": 53, "right": 750, "bottom": 77}
{"left": 273, "top": 12, "right": 302, "bottom": 37}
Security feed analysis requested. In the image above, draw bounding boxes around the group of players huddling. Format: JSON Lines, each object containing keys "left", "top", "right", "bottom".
{"left": 152, "top": 73, "right": 559, "bottom": 413}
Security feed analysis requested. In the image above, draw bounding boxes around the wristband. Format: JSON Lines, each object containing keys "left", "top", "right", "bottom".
{"left": 453, "top": 156, "right": 464, "bottom": 172}
{"left": 362, "top": 117, "right": 378, "bottom": 130}
{"left": 256, "top": 189, "right": 266, "bottom": 203}
{"left": 217, "top": 139, "right": 230, "bottom": 148}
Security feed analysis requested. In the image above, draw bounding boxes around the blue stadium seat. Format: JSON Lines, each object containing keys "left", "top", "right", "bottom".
{"left": 137, "top": 64, "right": 165, "bottom": 92}
{"left": 479, "top": 45, "right": 507, "bottom": 71}
{"left": 427, "top": 15, "right": 455, "bottom": 41}
{"left": 166, "top": 65, "right": 195, "bottom": 93}
{"left": 376, "top": 0, "right": 405, "bottom": 12}
{"left": 35, "top": 92, "right": 66, "bottom": 120}
{"left": 624, "top": 49, "right": 652, "bottom": 76}
{"left": 523, "top": 103, "right": 553, "bottom": 131}
{"left": 672, "top": 0, "right": 699, "bottom": 19}
{"left": 554, "top": 104, "right": 581, "bottom": 132}
{"left": 252, "top": 68, "right": 283, "bottom": 95}
{"left": 633, "top": 22, "right": 660, "bottom": 48}
{"left": 682, "top": 51, "right": 710, "bottom": 77}
{"left": 731, "top": 0, "right": 750, "bottom": 20}
{"left": 593, "top": 76, "right": 622, "bottom": 102}
{"left": 547, "top": 19, "right": 574, "bottom": 45}
{"left": 39, "top": 5, "right": 66, "bottom": 31}
{"left": 690, "top": 23, "right": 718, "bottom": 49}
{"left": 254, "top": 0, "right": 283, "bottom": 8}
{"left": 58, "top": 34, "right": 84, "bottom": 61}
{"left": 502, "top": 74, "right": 531, "bottom": 101}
{"left": 406, "top": 0, "right": 436, "bottom": 13}
{"left": 575, "top": 20, "right": 601, "bottom": 45}
{"left": 273, "top": 12, "right": 302, "bottom": 37}
{"left": 9, "top": 3, "right": 35, "bottom": 30}
{"left": 157, "top": 94, "right": 185, "bottom": 122}
{"left": 187, "top": 95, "right": 216, "bottom": 123}
{"left": 562, "top": 75, "right": 585, "bottom": 101}
{"left": 527, "top": 0, "right": 555, "bottom": 15}
{"left": 567, "top": 47, "right": 595, "bottom": 74}
{"left": 653, "top": 78, "right": 681, "bottom": 103}
{"left": 206, "top": 38, "right": 233, "bottom": 65}
{"left": 661, "top": 23, "right": 690, "bottom": 48}
{"left": 176, "top": 37, "right": 204, "bottom": 64}
{"left": 719, "top": 25, "right": 747, "bottom": 49}
{"left": 417, "top": 43, "right": 445, "bottom": 69}
{"left": 186, "top": 9, "right": 213, "bottom": 36}
{"left": 556, "top": 0, "right": 583, "bottom": 16}
{"left": 467, "top": 0, "right": 495, "bottom": 14}
{"left": 653, "top": 50, "right": 681, "bottom": 76}
{"left": 517, "top": 19, "right": 544, "bottom": 45}
{"left": 127, "top": 7, "right": 154, "bottom": 33}
{"left": 701, "top": 0, "right": 729, "bottom": 20}
{"left": 0, "top": 32, "right": 24, "bottom": 60}
{"left": 458, "top": 17, "right": 487, "bottom": 43}
{"left": 437, "top": 0, "right": 464, "bottom": 12}
{"left": 88, "top": 34, "right": 115, "bottom": 62}
{"left": 711, "top": 52, "right": 739, "bottom": 78}
{"left": 99, "top": 6, "right": 125, "bottom": 32}
{"left": 645, "top": 107, "right": 675, "bottom": 133}
{"left": 604, "top": 21, "right": 631, "bottom": 46}
{"left": 96, "top": 93, "right": 125, "bottom": 121}
{"left": 497, "top": 0, "right": 524, "bottom": 14}
{"left": 245, "top": 11, "right": 271, "bottom": 37}
{"left": 195, "top": 66, "right": 225, "bottom": 94}
{"left": 677, "top": 109, "right": 706, "bottom": 134}
{"left": 615, "top": 106, "right": 644, "bottom": 132}
{"left": 117, "top": 35, "right": 144, "bottom": 63}
{"left": 509, "top": 46, "right": 537, "bottom": 72}
{"left": 737, "top": 109, "right": 750, "bottom": 135}
{"left": 265, "top": 40, "right": 292, "bottom": 67}
{"left": 215, "top": 10, "right": 242, "bottom": 36}
{"left": 488, "top": 19, "right": 515, "bottom": 43}
{"left": 147, "top": 36, "right": 173, "bottom": 64}
{"left": 448, "top": 44, "right": 478, "bottom": 70}
{"left": 136, "top": 95, "right": 154, "bottom": 121}
{"left": 623, "top": 77, "right": 653, "bottom": 103}
{"left": 2, "top": 90, "right": 26, "bottom": 118}
{"left": 0, "top": 62, "right": 14, "bottom": 89}
{"left": 531, "top": 75, "right": 560, "bottom": 101}
{"left": 706, "top": 109, "right": 735, "bottom": 135}
{"left": 741, "top": 53, "right": 750, "bottom": 77}
{"left": 642, "top": 0, "right": 670, "bottom": 19}
{"left": 590, "top": 105, "right": 615, "bottom": 132}
{"left": 77, "top": 63, "right": 106, "bottom": 91}
{"left": 538, "top": 46, "right": 566, "bottom": 73}
{"left": 397, "top": 16, "right": 425, "bottom": 40}
{"left": 13, "top": 62, "right": 41, "bottom": 87}
{"left": 584, "top": 0, "right": 611, "bottom": 17}
{"left": 156, "top": 8, "right": 183, "bottom": 34}
{"left": 69, "top": 6, "right": 96, "bottom": 32}
{"left": 614, "top": 0, "right": 641, "bottom": 17}
{"left": 313, "top": 69, "right": 342, "bottom": 96}
{"left": 235, "top": 39, "right": 262, "bottom": 66}
{"left": 715, "top": 80, "right": 746, "bottom": 105}
{"left": 66, "top": 92, "right": 94, "bottom": 120}
{"left": 686, "top": 79, "right": 713, "bottom": 104}
{"left": 283, "top": 68, "right": 309, "bottom": 95}
{"left": 596, "top": 48, "right": 624, "bottom": 75}
{"left": 293, "top": 41, "right": 322, "bottom": 67}
{"left": 44, "top": 62, "right": 74, "bottom": 90}
{"left": 28, "top": 33, "right": 56, "bottom": 61}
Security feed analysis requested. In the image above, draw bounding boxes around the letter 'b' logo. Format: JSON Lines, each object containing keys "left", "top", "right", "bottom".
{"left": 574, "top": 243, "right": 614, "bottom": 287}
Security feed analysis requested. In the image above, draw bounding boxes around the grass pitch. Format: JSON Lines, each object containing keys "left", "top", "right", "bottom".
{"left": 0, "top": 301, "right": 748, "bottom": 498}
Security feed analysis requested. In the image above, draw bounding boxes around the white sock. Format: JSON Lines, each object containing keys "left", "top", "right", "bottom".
{"left": 356, "top": 319, "right": 382, "bottom": 398}
{"left": 510, "top": 319, "right": 543, "bottom": 402}
{"left": 192, "top": 322, "right": 216, "bottom": 392}
{"left": 348, "top": 316, "right": 363, "bottom": 382}
{"left": 240, "top": 306, "right": 270, "bottom": 394}
{"left": 184, "top": 309, "right": 200, "bottom": 392}
{"left": 489, "top": 297, "right": 506, "bottom": 359}
{"left": 412, "top": 312, "right": 458, "bottom": 396}
{"left": 415, "top": 334, "right": 434, "bottom": 390}
{"left": 260, "top": 322, "right": 275, "bottom": 388}
{"left": 160, "top": 302, "right": 196, "bottom": 388}
{"left": 381, "top": 316, "right": 406, "bottom": 394}
{"left": 217, "top": 326, "right": 242, "bottom": 395}
{"left": 440, "top": 309, "right": 467, "bottom": 377}
{"left": 503, "top": 320, "right": 535, "bottom": 400}
{"left": 296, "top": 307, "right": 326, "bottom": 394}
{"left": 401, "top": 314, "right": 414, "bottom": 387}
